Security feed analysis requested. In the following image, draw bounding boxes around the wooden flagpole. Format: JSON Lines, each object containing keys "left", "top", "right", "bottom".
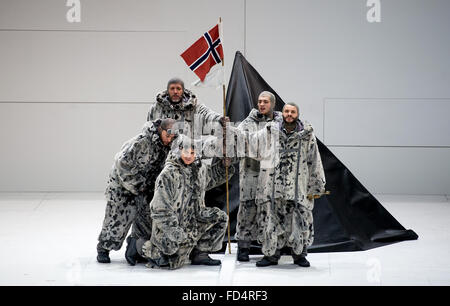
{"left": 220, "top": 17, "right": 232, "bottom": 255}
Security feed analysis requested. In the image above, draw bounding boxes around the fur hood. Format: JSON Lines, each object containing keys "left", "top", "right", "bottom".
{"left": 155, "top": 88, "right": 198, "bottom": 112}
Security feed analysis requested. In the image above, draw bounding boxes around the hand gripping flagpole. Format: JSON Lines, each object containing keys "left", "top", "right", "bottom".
{"left": 219, "top": 17, "right": 232, "bottom": 255}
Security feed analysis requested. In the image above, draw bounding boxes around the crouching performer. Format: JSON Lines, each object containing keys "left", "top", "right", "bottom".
{"left": 96, "top": 118, "right": 177, "bottom": 264}
{"left": 127, "top": 136, "right": 234, "bottom": 269}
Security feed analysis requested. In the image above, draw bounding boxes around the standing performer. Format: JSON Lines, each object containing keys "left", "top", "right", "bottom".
{"left": 147, "top": 77, "right": 227, "bottom": 137}
{"left": 127, "top": 137, "right": 235, "bottom": 270}
{"left": 96, "top": 118, "right": 177, "bottom": 264}
{"left": 235, "top": 91, "right": 283, "bottom": 262}
{"left": 255, "top": 103, "right": 325, "bottom": 267}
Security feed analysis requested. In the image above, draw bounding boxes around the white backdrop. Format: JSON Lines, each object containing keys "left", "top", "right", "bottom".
{"left": 0, "top": 0, "right": 449, "bottom": 194}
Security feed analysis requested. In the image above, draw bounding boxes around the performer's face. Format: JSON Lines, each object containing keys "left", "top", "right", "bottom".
{"left": 282, "top": 105, "right": 298, "bottom": 123}
{"left": 160, "top": 129, "right": 176, "bottom": 146}
{"left": 258, "top": 95, "right": 272, "bottom": 116}
{"left": 180, "top": 148, "right": 196, "bottom": 165}
{"left": 168, "top": 83, "right": 183, "bottom": 102}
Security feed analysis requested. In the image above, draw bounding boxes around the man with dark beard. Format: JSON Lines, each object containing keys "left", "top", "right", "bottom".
{"left": 254, "top": 103, "right": 326, "bottom": 267}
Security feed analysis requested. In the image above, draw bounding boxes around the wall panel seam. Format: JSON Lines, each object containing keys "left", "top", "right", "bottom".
{"left": 0, "top": 29, "right": 186, "bottom": 33}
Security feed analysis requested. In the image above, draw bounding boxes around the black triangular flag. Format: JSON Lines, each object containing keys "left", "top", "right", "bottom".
{"left": 206, "top": 51, "right": 418, "bottom": 253}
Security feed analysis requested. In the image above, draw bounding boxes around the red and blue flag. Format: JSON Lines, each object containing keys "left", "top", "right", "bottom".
{"left": 181, "top": 23, "right": 224, "bottom": 82}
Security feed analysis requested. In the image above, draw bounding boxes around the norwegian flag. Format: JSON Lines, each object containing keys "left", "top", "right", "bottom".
{"left": 181, "top": 23, "right": 224, "bottom": 82}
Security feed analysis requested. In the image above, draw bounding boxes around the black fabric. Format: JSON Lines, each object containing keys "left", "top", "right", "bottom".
{"left": 206, "top": 51, "right": 418, "bottom": 254}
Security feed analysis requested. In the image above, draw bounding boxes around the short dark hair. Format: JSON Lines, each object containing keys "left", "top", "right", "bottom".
{"left": 167, "top": 78, "right": 185, "bottom": 91}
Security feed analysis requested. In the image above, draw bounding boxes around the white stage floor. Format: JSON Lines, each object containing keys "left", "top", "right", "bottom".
{"left": 0, "top": 193, "right": 449, "bottom": 286}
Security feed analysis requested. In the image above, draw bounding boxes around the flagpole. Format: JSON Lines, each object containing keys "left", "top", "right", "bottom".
{"left": 219, "top": 17, "right": 232, "bottom": 255}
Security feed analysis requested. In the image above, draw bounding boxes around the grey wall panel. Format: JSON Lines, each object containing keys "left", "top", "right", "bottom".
{"left": 1, "top": 0, "right": 449, "bottom": 194}
{"left": 0, "top": 30, "right": 188, "bottom": 103}
{"left": 324, "top": 98, "right": 450, "bottom": 146}
{"left": 246, "top": 0, "right": 450, "bottom": 140}
{"left": 0, "top": 102, "right": 149, "bottom": 191}
{"left": 0, "top": 0, "right": 245, "bottom": 111}
{"left": 328, "top": 146, "right": 450, "bottom": 195}
{"left": 0, "top": 0, "right": 245, "bottom": 192}
{"left": 0, "top": 0, "right": 241, "bottom": 32}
